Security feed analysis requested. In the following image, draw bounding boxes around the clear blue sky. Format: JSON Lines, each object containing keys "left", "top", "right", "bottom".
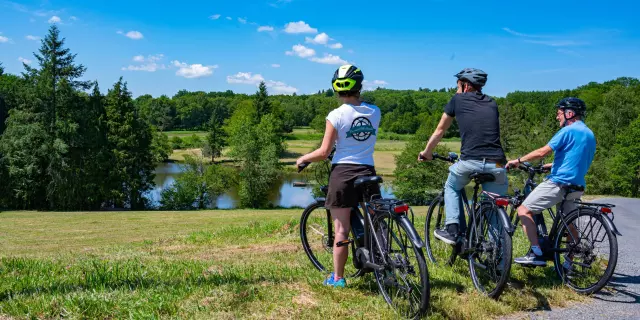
{"left": 1, "top": 0, "right": 639, "bottom": 97}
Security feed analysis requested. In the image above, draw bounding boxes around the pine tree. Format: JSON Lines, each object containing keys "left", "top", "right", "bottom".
{"left": 254, "top": 81, "right": 272, "bottom": 121}
{"left": 105, "top": 78, "right": 155, "bottom": 209}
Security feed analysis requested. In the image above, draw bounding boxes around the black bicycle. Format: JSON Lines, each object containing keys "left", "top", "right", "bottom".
{"left": 296, "top": 152, "right": 430, "bottom": 319}
{"left": 423, "top": 152, "right": 514, "bottom": 299}
{"left": 508, "top": 162, "right": 621, "bottom": 294}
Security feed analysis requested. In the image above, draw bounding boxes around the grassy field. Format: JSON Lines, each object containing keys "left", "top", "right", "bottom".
{"left": 0, "top": 209, "right": 587, "bottom": 319}
{"left": 166, "top": 128, "right": 462, "bottom": 176}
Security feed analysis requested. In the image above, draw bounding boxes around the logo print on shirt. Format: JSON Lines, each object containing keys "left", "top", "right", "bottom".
{"left": 347, "top": 117, "right": 376, "bottom": 141}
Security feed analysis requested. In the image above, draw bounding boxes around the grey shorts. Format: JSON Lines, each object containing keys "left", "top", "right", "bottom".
{"left": 521, "top": 180, "right": 583, "bottom": 214}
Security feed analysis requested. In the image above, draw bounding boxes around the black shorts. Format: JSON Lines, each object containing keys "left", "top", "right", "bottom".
{"left": 325, "top": 164, "right": 381, "bottom": 209}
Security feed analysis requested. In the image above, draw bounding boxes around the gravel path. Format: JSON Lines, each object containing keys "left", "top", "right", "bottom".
{"left": 503, "top": 197, "right": 640, "bottom": 320}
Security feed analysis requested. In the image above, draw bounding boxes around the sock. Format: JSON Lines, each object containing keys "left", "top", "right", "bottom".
{"left": 446, "top": 223, "right": 459, "bottom": 235}
{"left": 531, "top": 245, "right": 543, "bottom": 256}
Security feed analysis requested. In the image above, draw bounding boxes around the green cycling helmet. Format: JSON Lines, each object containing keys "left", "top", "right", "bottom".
{"left": 332, "top": 65, "right": 363, "bottom": 93}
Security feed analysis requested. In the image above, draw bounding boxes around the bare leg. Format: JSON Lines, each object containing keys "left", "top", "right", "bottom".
{"left": 518, "top": 205, "right": 539, "bottom": 247}
{"left": 331, "top": 208, "right": 351, "bottom": 280}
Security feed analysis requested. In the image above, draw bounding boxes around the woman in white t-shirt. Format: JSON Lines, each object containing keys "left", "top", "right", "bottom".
{"left": 296, "top": 65, "right": 381, "bottom": 288}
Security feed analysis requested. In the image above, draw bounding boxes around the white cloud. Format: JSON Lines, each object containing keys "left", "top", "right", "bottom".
{"left": 238, "top": 17, "right": 247, "bottom": 24}
{"left": 347, "top": 49, "right": 354, "bottom": 53}
{"left": 524, "top": 39, "right": 587, "bottom": 47}
{"left": 267, "top": 80, "right": 297, "bottom": 95}
{"left": 226, "top": 17, "right": 232, "bottom": 20}
{"left": 69, "top": 16, "right": 78, "bottom": 21}
{"left": 210, "top": 14, "right": 221, "bottom": 20}
{"left": 258, "top": 26, "right": 274, "bottom": 32}
{"left": 285, "top": 44, "right": 316, "bottom": 58}
{"left": 48, "top": 16, "right": 61, "bottom": 24}
{"left": 329, "top": 43, "right": 343, "bottom": 49}
{"left": 363, "top": 80, "right": 388, "bottom": 91}
{"left": 26, "top": 35, "right": 40, "bottom": 41}
{"left": 18, "top": 56, "right": 32, "bottom": 64}
{"left": 171, "top": 60, "right": 218, "bottom": 78}
{"left": 310, "top": 54, "right": 347, "bottom": 65}
{"left": 284, "top": 21, "right": 317, "bottom": 34}
{"left": 271, "top": 64, "right": 280, "bottom": 68}
{"left": 122, "top": 31, "right": 144, "bottom": 40}
{"left": 227, "top": 72, "right": 265, "bottom": 85}
{"left": 227, "top": 72, "right": 297, "bottom": 95}
{"left": 122, "top": 54, "right": 166, "bottom": 72}
{"left": 305, "top": 32, "right": 330, "bottom": 45}
{"left": 0, "top": 35, "right": 9, "bottom": 43}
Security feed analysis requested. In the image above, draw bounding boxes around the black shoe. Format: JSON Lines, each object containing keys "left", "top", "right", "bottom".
{"left": 514, "top": 252, "right": 547, "bottom": 266}
{"left": 434, "top": 229, "right": 457, "bottom": 245}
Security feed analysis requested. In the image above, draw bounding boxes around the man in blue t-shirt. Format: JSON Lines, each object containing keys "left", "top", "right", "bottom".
{"left": 506, "top": 97, "right": 596, "bottom": 266}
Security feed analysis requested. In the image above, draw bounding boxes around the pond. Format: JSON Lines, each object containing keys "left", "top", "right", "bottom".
{"left": 147, "top": 163, "right": 395, "bottom": 209}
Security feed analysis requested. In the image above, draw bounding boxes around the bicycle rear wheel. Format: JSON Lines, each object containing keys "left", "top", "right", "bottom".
{"left": 425, "top": 194, "right": 457, "bottom": 266}
{"left": 372, "top": 211, "right": 430, "bottom": 319}
{"left": 468, "top": 203, "right": 512, "bottom": 299}
{"left": 553, "top": 207, "right": 618, "bottom": 294}
{"left": 299, "top": 201, "right": 363, "bottom": 278}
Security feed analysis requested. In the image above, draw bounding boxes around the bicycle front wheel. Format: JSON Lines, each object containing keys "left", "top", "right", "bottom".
{"left": 553, "top": 207, "right": 618, "bottom": 294}
{"left": 425, "top": 194, "right": 457, "bottom": 266}
{"left": 468, "top": 203, "right": 512, "bottom": 299}
{"left": 372, "top": 211, "right": 430, "bottom": 319}
{"left": 299, "top": 201, "right": 363, "bottom": 278}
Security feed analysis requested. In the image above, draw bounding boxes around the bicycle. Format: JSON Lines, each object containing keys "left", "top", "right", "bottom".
{"left": 423, "top": 152, "right": 514, "bottom": 299}
{"left": 296, "top": 152, "right": 430, "bottom": 319}
{"left": 507, "top": 161, "right": 621, "bottom": 294}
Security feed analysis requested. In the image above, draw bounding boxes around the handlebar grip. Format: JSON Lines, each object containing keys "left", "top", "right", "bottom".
{"left": 297, "top": 162, "right": 310, "bottom": 173}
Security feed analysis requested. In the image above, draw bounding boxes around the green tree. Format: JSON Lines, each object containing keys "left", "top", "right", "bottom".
{"left": 151, "top": 129, "right": 172, "bottom": 163}
{"left": 393, "top": 120, "right": 451, "bottom": 205}
{"left": 254, "top": 81, "right": 272, "bottom": 121}
{"left": 609, "top": 115, "right": 640, "bottom": 197}
{"left": 160, "top": 154, "right": 237, "bottom": 210}
{"left": 105, "top": 78, "right": 155, "bottom": 209}
{"left": 226, "top": 102, "right": 282, "bottom": 208}
{"left": 203, "top": 106, "right": 227, "bottom": 162}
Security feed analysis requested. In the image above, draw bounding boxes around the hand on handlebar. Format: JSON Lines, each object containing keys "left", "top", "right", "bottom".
{"left": 418, "top": 151, "right": 432, "bottom": 162}
{"left": 506, "top": 159, "right": 520, "bottom": 170}
{"left": 296, "top": 157, "right": 310, "bottom": 173}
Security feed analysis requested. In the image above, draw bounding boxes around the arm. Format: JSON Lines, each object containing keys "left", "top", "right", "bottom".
{"left": 296, "top": 120, "right": 337, "bottom": 165}
{"left": 507, "top": 145, "right": 553, "bottom": 168}
{"left": 419, "top": 113, "right": 454, "bottom": 160}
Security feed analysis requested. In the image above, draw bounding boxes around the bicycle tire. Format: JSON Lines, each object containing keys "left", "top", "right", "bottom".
{"left": 468, "top": 203, "right": 512, "bottom": 299}
{"left": 553, "top": 207, "right": 618, "bottom": 295}
{"left": 372, "top": 211, "right": 430, "bottom": 319}
{"left": 424, "top": 194, "right": 457, "bottom": 266}
{"left": 299, "top": 201, "right": 363, "bottom": 278}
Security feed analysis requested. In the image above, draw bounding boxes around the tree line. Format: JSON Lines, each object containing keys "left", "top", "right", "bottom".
{"left": 1, "top": 26, "right": 638, "bottom": 211}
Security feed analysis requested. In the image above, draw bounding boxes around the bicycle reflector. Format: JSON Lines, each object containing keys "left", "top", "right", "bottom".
{"left": 394, "top": 204, "right": 409, "bottom": 214}
{"left": 494, "top": 198, "right": 509, "bottom": 207}
{"left": 600, "top": 207, "right": 612, "bottom": 214}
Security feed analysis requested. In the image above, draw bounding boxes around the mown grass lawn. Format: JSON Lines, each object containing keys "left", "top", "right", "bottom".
{"left": 0, "top": 209, "right": 586, "bottom": 319}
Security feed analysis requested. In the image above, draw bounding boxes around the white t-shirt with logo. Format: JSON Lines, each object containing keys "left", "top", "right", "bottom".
{"left": 326, "top": 102, "right": 381, "bottom": 166}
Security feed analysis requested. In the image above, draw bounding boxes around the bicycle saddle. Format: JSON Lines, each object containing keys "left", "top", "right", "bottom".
{"left": 469, "top": 172, "right": 496, "bottom": 184}
{"left": 354, "top": 176, "right": 383, "bottom": 189}
{"left": 561, "top": 184, "right": 584, "bottom": 193}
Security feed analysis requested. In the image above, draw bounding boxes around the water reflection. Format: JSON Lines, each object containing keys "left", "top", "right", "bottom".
{"left": 149, "top": 163, "right": 395, "bottom": 209}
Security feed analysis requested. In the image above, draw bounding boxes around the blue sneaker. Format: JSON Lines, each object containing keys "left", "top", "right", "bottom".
{"left": 323, "top": 273, "right": 346, "bottom": 288}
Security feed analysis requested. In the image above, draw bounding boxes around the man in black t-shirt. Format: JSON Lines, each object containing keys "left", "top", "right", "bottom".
{"left": 418, "top": 68, "right": 508, "bottom": 244}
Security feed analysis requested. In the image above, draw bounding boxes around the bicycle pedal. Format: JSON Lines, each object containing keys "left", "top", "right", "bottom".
{"left": 336, "top": 239, "right": 353, "bottom": 247}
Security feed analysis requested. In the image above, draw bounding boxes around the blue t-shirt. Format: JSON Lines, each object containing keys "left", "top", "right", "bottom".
{"left": 547, "top": 121, "right": 596, "bottom": 187}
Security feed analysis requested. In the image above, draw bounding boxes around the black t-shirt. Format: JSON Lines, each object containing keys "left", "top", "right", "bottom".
{"left": 444, "top": 92, "right": 506, "bottom": 162}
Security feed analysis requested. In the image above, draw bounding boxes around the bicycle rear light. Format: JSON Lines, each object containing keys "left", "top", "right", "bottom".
{"left": 394, "top": 204, "right": 409, "bottom": 213}
{"left": 494, "top": 198, "right": 509, "bottom": 207}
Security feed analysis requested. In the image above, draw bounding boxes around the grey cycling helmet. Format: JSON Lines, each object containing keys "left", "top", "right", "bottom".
{"left": 454, "top": 68, "right": 488, "bottom": 88}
